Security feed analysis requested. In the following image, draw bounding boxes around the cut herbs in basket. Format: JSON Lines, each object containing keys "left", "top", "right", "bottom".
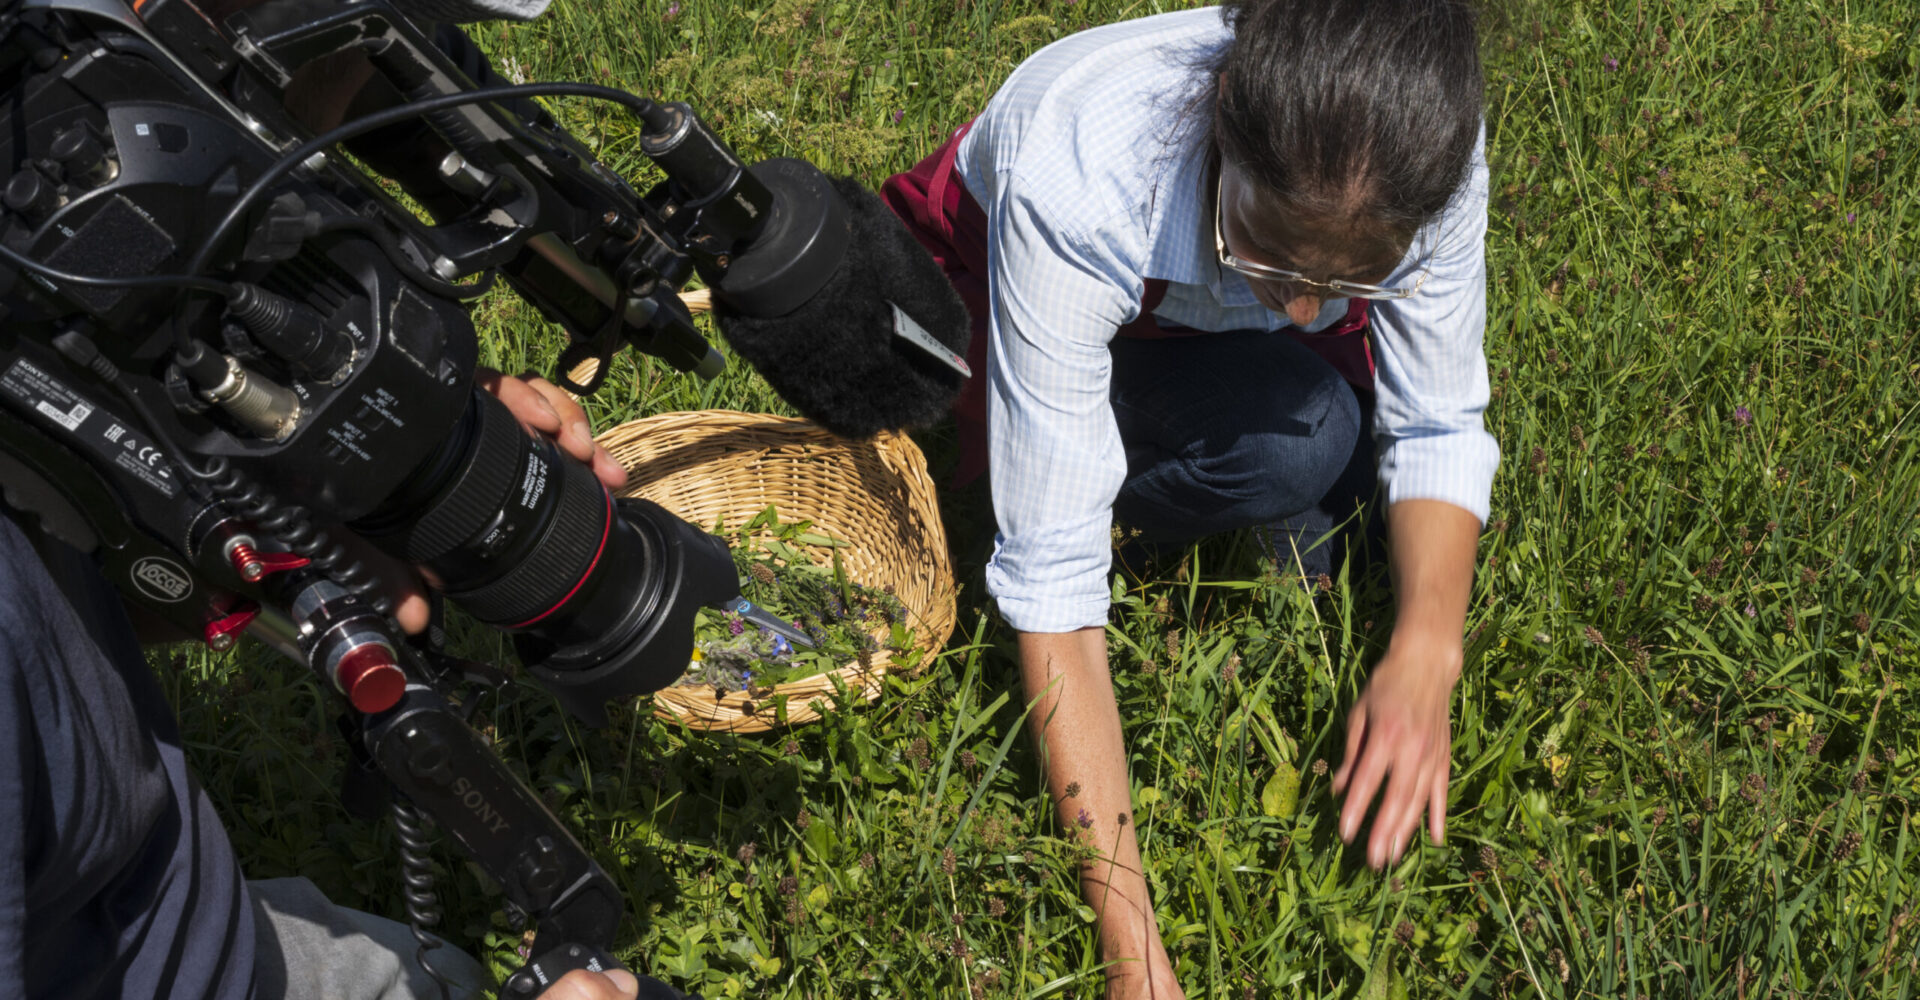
{"left": 680, "top": 507, "right": 920, "bottom": 694}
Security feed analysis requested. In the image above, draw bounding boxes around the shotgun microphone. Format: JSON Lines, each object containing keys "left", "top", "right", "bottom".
{"left": 707, "top": 174, "right": 972, "bottom": 439}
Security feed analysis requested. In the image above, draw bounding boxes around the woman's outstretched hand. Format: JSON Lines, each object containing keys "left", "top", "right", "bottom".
{"left": 1330, "top": 640, "right": 1459, "bottom": 869}
{"left": 1330, "top": 498, "right": 1479, "bottom": 870}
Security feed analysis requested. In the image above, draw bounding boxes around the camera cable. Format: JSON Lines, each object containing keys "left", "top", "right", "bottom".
{"left": 178, "top": 80, "right": 671, "bottom": 353}
{"left": 47, "top": 329, "right": 392, "bottom": 615}
{"left": 0, "top": 239, "right": 238, "bottom": 299}
{"left": 0, "top": 82, "right": 669, "bottom": 352}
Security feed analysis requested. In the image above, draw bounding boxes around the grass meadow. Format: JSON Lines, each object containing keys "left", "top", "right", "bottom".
{"left": 164, "top": 0, "right": 1920, "bottom": 996}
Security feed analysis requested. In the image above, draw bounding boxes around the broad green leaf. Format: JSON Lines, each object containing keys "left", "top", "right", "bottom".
{"left": 1261, "top": 762, "right": 1300, "bottom": 819}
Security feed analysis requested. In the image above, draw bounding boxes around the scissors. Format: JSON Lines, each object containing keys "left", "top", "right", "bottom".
{"left": 719, "top": 595, "right": 817, "bottom": 650}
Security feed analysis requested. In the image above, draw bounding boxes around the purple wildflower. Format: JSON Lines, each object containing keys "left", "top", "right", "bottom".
{"left": 1075, "top": 808, "right": 1093, "bottom": 829}
{"left": 1846, "top": 212, "right": 1856, "bottom": 224}
{"left": 1603, "top": 55, "right": 1619, "bottom": 71}
{"left": 891, "top": 109, "right": 904, "bottom": 124}
{"left": 768, "top": 634, "right": 792, "bottom": 657}
{"left": 1745, "top": 603, "right": 1757, "bottom": 618}
{"left": 727, "top": 615, "right": 745, "bottom": 636}
{"left": 1733, "top": 405, "right": 1752, "bottom": 427}
{"left": 664, "top": 1, "right": 679, "bottom": 18}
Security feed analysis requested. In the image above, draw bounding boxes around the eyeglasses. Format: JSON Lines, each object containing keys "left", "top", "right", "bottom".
{"left": 1213, "top": 172, "right": 1429, "bottom": 301}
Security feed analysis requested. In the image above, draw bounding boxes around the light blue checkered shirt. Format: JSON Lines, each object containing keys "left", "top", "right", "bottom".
{"left": 956, "top": 7, "right": 1499, "bottom": 634}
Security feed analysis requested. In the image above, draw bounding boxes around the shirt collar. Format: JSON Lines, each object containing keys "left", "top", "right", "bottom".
{"left": 1137, "top": 141, "right": 1361, "bottom": 331}
{"left": 1139, "top": 138, "right": 1265, "bottom": 310}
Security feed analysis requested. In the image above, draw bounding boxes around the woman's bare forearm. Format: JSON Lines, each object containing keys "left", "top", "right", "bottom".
{"left": 1384, "top": 498, "right": 1479, "bottom": 674}
{"left": 1016, "top": 628, "right": 1161, "bottom": 958}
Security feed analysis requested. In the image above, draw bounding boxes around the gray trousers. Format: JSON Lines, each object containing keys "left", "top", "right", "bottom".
{"left": 249, "top": 877, "right": 489, "bottom": 1000}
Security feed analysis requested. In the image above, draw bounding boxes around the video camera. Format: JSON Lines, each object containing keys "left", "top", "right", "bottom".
{"left": 0, "top": 0, "right": 882, "bottom": 994}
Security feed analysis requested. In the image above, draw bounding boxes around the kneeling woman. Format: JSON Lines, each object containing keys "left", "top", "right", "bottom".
{"left": 884, "top": 0, "right": 1496, "bottom": 996}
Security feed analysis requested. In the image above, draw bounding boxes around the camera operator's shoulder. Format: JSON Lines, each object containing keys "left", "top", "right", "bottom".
{"left": 0, "top": 509, "right": 61, "bottom": 629}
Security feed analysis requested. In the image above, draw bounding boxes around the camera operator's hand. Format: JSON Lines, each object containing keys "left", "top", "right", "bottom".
{"left": 476, "top": 367, "right": 628, "bottom": 492}
{"left": 369, "top": 367, "right": 629, "bottom": 632}
{"left": 536, "top": 968, "right": 642, "bottom": 999}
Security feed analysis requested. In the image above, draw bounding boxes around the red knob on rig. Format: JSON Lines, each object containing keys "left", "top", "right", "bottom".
{"left": 333, "top": 642, "right": 406, "bottom": 714}
{"left": 227, "top": 542, "right": 311, "bottom": 584}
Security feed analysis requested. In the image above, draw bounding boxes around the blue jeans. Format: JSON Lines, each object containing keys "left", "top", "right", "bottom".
{"left": 1110, "top": 329, "right": 1376, "bottom": 579}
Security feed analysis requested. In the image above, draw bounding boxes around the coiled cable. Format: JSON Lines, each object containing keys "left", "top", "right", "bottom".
{"left": 196, "top": 455, "right": 391, "bottom": 615}
{"left": 392, "top": 800, "right": 457, "bottom": 1000}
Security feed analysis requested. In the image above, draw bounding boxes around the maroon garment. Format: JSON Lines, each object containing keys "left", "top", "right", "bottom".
{"left": 880, "top": 120, "right": 1378, "bottom": 485}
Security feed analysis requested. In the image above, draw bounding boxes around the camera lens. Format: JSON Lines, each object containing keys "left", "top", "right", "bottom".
{"left": 356, "top": 389, "right": 737, "bottom": 723}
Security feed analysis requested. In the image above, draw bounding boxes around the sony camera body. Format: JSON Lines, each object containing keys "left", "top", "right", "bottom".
{"left": 0, "top": 0, "right": 847, "bottom": 992}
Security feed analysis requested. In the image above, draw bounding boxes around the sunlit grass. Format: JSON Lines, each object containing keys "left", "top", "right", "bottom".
{"left": 171, "top": 0, "right": 1919, "bottom": 996}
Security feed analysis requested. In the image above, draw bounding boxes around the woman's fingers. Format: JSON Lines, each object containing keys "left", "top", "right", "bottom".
{"left": 1331, "top": 702, "right": 1368, "bottom": 795}
{"left": 1368, "top": 755, "right": 1410, "bottom": 867}
{"left": 1337, "top": 728, "right": 1392, "bottom": 846}
{"left": 1338, "top": 704, "right": 1453, "bottom": 868}
{"left": 1370, "top": 743, "right": 1428, "bottom": 869}
{"left": 1428, "top": 747, "right": 1450, "bottom": 846}
{"left": 1334, "top": 660, "right": 1459, "bottom": 867}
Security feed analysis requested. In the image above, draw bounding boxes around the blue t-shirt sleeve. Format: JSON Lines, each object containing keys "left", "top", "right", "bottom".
{"left": 0, "top": 616, "right": 35, "bottom": 999}
{"left": 0, "top": 513, "right": 257, "bottom": 1000}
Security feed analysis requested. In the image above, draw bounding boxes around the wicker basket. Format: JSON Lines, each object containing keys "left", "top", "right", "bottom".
{"left": 596, "top": 411, "right": 957, "bottom": 732}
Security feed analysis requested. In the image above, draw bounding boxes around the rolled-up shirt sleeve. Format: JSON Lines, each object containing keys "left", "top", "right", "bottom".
{"left": 980, "top": 173, "right": 1140, "bottom": 633}
{"left": 1368, "top": 132, "right": 1500, "bottom": 524}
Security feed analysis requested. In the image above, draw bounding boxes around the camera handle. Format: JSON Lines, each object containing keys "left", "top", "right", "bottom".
{"left": 338, "top": 681, "right": 698, "bottom": 999}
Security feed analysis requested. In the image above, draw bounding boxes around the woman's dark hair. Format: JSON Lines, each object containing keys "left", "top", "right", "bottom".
{"left": 1212, "top": 0, "right": 1483, "bottom": 250}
